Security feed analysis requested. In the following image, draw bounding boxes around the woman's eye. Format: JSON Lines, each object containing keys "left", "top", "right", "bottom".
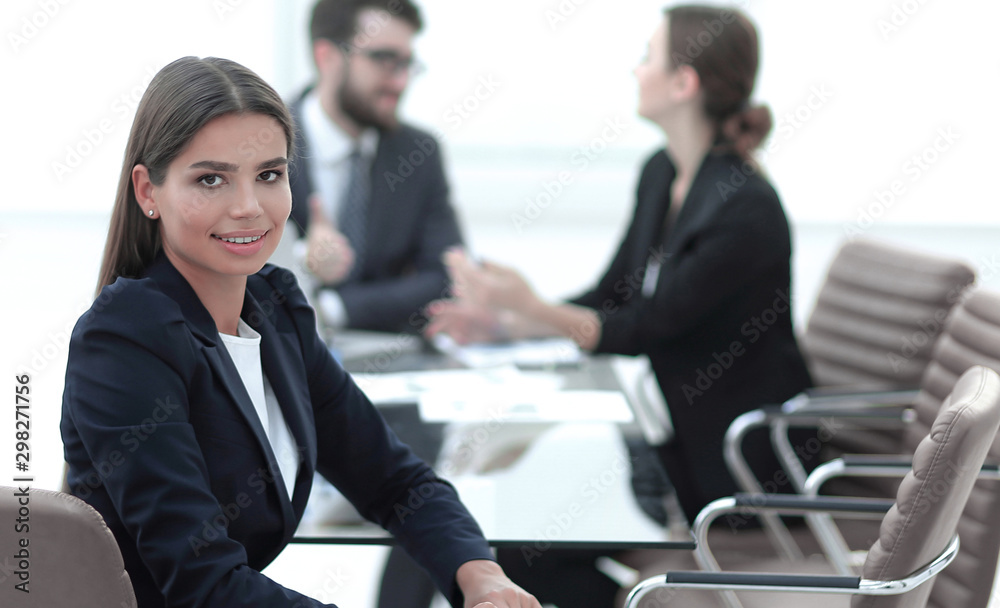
{"left": 258, "top": 170, "right": 283, "bottom": 182}
{"left": 199, "top": 174, "right": 223, "bottom": 187}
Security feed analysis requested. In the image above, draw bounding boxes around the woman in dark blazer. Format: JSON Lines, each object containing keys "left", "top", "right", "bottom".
{"left": 426, "top": 6, "right": 813, "bottom": 606}
{"left": 60, "top": 56, "right": 539, "bottom": 608}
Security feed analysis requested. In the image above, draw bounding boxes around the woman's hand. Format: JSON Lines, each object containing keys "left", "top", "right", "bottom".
{"left": 424, "top": 299, "right": 504, "bottom": 345}
{"left": 444, "top": 248, "right": 541, "bottom": 315}
{"left": 457, "top": 560, "right": 540, "bottom": 608}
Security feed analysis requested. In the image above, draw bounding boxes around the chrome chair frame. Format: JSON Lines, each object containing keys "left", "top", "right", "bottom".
{"left": 625, "top": 536, "right": 957, "bottom": 608}
{"left": 801, "top": 456, "right": 1000, "bottom": 575}
{"left": 629, "top": 494, "right": 958, "bottom": 608}
{"left": 722, "top": 390, "right": 918, "bottom": 559}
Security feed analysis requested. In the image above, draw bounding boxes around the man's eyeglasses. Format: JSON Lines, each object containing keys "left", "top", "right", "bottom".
{"left": 350, "top": 48, "right": 425, "bottom": 77}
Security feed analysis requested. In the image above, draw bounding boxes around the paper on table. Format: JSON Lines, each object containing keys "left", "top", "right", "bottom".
{"left": 431, "top": 334, "right": 582, "bottom": 368}
{"left": 352, "top": 365, "right": 566, "bottom": 404}
{"left": 419, "top": 390, "right": 633, "bottom": 423}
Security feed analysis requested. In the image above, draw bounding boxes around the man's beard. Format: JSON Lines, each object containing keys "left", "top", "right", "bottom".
{"left": 339, "top": 78, "right": 400, "bottom": 132}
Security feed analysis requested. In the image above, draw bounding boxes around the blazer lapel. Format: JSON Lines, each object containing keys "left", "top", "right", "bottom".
{"left": 146, "top": 257, "right": 300, "bottom": 529}
{"left": 635, "top": 157, "right": 675, "bottom": 269}
{"left": 200, "top": 341, "right": 277, "bottom": 471}
{"left": 242, "top": 281, "right": 318, "bottom": 532}
{"left": 660, "top": 153, "right": 728, "bottom": 259}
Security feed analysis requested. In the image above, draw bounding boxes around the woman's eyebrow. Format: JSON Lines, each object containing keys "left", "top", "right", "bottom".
{"left": 189, "top": 160, "right": 238, "bottom": 172}
{"left": 187, "top": 157, "right": 288, "bottom": 172}
{"left": 256, "top": 157, "right": 288, "bottom": 170}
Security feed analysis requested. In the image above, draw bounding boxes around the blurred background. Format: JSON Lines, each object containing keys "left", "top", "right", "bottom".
{"left": 1, "top": 0, "right": 998, "bottom": 603}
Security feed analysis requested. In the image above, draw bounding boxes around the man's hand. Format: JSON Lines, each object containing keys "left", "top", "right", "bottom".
{"left": 305, "top": 194, "right": 355, "bottom": 284}
{"left": 456, "top": 560, "right": 541, "bottom": 608}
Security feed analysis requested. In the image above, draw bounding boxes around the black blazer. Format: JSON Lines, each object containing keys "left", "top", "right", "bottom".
{"left": 571, "top": 150, "right": 813, "bottom": 521}
{"left": 289, "top": 92, "right": 463, "bottom": 333}
{"left": 60, "top": 256, "right": 492, "bottom": 608}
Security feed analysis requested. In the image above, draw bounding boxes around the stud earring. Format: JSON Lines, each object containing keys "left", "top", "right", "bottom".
{"left": 148, "top": 209, "right": 155, "bottom": 217}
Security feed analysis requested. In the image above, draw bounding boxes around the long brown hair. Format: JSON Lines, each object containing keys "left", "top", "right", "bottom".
{"left": 665, "top": 5, "right": 771, "bottom": 159}
{"left": 96, "top": 56, "right": 295, "bottom": 292}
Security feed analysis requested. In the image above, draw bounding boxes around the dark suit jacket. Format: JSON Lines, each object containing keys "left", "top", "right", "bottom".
{"left": 570, "top": 150, "right": 813, "bottom": 522}
{"left": 60, "top": 255, "right": 492, "bottom": 608}
{"left": 289, "top": 92, "right": 463, "bottom": 333}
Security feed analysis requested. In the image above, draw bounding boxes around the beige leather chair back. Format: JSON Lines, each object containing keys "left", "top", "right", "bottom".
{"left": 804, "top": 239, "right": 976, "bottom": 473}
{"left": 854, "top": 365, "right": 1000, "bottom": 608}
{"left": 0, "top": 486, "right": 137, "bottom": 608}
{"left": 890, "top": 290, "right": 1000, "bottom": 608}
{"left": 802, "top": 238, "right": 974, "bottom": 388}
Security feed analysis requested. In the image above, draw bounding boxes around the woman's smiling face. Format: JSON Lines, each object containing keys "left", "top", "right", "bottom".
{"left": 136, "top": 112, "right": 291, "bottom": 285}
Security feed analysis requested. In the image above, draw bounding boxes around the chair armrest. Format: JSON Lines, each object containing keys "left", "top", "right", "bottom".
{"left": 725, "top": 406, "right": 914, "bottom": 494}
{"left": 727, "top": 390, "right": 917, "bottom": 493}
{"left": 722, "top": 403, "right": 914, "bottom": 560}
{"left": 799, "top": 386, "right": 920, "bottom": 407}
{"left": 729, "top": 493, "right": 896, "bottom": 516}
{"left": 626, "top": 571, "right": 861, "bottom": 608}
{"left": 690, "top": 495, "right": 894, "bottom": 578}
{"left": 772, "top": 404, "right": 915, "bottom": 427}
{"left": 839, "top": 455, "right": 1000, "bottom": 477}
{"left": 805, "top": 457, "right": 1000, "bottom": 496}
{"left": 839, "top": 454, "right": 916, "bottom": 467}
{"left": 626, "top": 534, "right": 960, "bottom": 608}
{"left": 665, "top": 570, "right": 860, "bottom": 589}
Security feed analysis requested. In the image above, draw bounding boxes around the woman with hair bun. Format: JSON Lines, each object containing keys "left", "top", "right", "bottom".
{"left": 427, "top": 6, "right": 812, "bottom": 604}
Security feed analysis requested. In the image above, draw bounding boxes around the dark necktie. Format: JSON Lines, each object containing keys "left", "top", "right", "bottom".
{"left": 337, "top": 146, "right": 370, "bottom": 283}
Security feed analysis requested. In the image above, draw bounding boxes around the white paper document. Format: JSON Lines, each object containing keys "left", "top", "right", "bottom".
{"left": 418, "top": 389, "right": 633, "bottom": 423}
{"left": 352, "top": 365, "right": 565, "bottom": 404}
{"left": 431, "top": 334, "right": 583, "bottom": 368}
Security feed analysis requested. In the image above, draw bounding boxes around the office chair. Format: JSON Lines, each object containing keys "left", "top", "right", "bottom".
{"left": 724, "top": 239, "right": 975, "bottom": 557}
{"left": 716, "top": 287, "right": 1000, "bottom": 607}
{"left": 0, "top": 485, "right": 137, "bottom": 608}
{"left": 624, "top": 365, "right": 1000, "bottom": 608}
{"left": 797, "top": 289, "right": 1000, "bottom": 607}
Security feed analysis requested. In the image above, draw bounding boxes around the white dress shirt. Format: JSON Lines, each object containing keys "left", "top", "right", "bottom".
{"left": 218, "top": 319, "right": 300, "bottom": 500}
{"left": 296, "top": 89, "right": 378, "bottom": 328}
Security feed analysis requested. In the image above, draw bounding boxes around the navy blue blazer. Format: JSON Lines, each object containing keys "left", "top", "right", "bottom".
{"left": 288, "top": 91, "right": 464, "bottom": 333}
{"left": 60, "top": 255, "right": 492, "bottom": 608}
{"left": 571, "top": 150, "right": 813, "bottom": 522}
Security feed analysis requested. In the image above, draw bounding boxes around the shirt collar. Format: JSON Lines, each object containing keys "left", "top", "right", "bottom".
{"left": 302, "top": 88, "right": 379, "bottom": 166}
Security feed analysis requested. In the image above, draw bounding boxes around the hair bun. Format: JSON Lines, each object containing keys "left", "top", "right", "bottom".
{"left": 721, "top": 104, "right": 773, "bottom": 157}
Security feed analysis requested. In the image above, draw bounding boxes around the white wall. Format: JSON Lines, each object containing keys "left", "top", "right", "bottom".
{"left": 3, "top": 0, "right": 996, "bottom": 223}
{"left": 274, "top": 0, "right": 1000, "bottom": 224}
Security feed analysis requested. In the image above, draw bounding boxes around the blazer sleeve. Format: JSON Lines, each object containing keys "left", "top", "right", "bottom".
{"left": 335, "top": 133, "right": 463, "bottom": 333}
{"left": 62, "top": 284, "right": 337, "bottom": 608}
{"left": 583, "top": 183, "right": 791, "bottom": 356}
{"left": 269, "top": 266, "right": 494, "bottom": 607}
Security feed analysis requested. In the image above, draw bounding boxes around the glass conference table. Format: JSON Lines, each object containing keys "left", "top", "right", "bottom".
{"left": 292, "top": 331, "right": 695, "bottom": 552}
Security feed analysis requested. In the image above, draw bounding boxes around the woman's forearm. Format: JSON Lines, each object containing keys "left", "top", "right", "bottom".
{"left": 503, "top": 301, "right": 602, "bottom": 350}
